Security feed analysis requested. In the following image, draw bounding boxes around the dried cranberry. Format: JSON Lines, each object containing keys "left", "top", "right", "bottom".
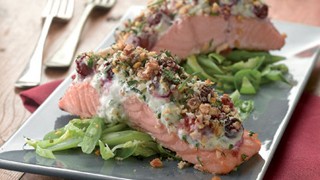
{"left": 218, "top": 113, "right": 226, "bottom": 120}
{"left": 221, "top": 94, "right": 234, "bottom": 108}
{"left": 230, "top": 0, "right": 239, "bottom": 5}
{"left": 220, "top": 5, "right": 231, "bottom": 20}
{"left": 200, "top": 85, "right": 212, "bottom": 98}
{"left": 75, "top": 54, "right": 93, "bottom": 77}
{"left": 148, "top": 12, "right": 162, "bottom": 26}
{"left": 160, "top": 58, "right": 180, "bottom": 72}
{"left": 126, "top": 35, "right": 140, "bottom": 47}
{"left": 138, "top": 33, "right": 151, "bottom": 49}
{"left": 182, "top": 116, "right": 196, "bottom": 132}
{"left": 253, "top": 4, "right": 268, "bottom": 19}
{"left": 224, "top": 118, "right": 243, "bottom": 138}
{"left": 127, "top": 33, "right": 156, "bottom": 50}
{"left": 140, "top": 33, "right": 157, "bottom": 50}
{"left": 103, "top": 63, "right": 113, "bottom": 80}
{"left": 208, "top": 0, "right": 218, "bottom": 5}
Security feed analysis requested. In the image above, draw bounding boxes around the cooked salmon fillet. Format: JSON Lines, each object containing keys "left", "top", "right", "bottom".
{"left": 60, "top": 86, "right": 260, "bottom": 174}
{"left": 59, "top": 44, "right": 261, "bottom": 174}
{"left": 59, "top": 82, "right": 100, "bottom": 118}
{"left": 116, "top": 0, "right": 285, "bottom": 58}
{"left": 152, "top": 16, "right": 285, "bottom": 58}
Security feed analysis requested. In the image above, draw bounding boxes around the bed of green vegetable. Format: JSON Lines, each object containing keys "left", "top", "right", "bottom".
{"left": 26, "top": 118, "right": 176, "bottom": 160}
{"left": 182, "top": 50, "right": 290, "bottom": 94}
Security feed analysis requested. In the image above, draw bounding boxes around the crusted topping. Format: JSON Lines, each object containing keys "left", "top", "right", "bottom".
{"left": 115, "top": 0, "right": 268, "bottom": 50}
{"left": 73, "top": 44, "right": 243, "bottom": 150}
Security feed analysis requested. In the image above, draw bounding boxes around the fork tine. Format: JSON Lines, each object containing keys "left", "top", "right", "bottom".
{"left": 42, "top": 0, "right": 54, "bottom": 17}
{"left": 65, "top": 0, "right": 74, "bottom": 19}
{"left": 106, "top": 0, "right": 116, "bottom": 7}
{"left": 49, "top": 0, "right": 61, "bottom": 16}
{"left": 57, "top": 0, "right": 68, "bottom": 17}
{"left": 57, "top": 0, "right": 74, "bottom": 19}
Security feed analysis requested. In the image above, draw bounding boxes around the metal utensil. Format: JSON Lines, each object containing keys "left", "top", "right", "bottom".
{"left": 45, "top": 0, "right": 116, "bottom": 68}
{"left": 15, "top": 0, "right": 74, "bottom": 88}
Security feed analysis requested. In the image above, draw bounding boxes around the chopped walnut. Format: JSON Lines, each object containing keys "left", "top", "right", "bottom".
{"left": 212, "top": 120, "right": 222, "bottom": 136}
{"left": 177, "top": 161, "right": 190, "bottom": 169}
{"left": 222, "top": 105, "right": 231, "bottom": 113}
{"left": 113, "top": 42, "right": 125, "bottom": 51}
{"left": 133, "top": 61, "right": 142, "bottom": 69}
{"left": 150, "top": 158, "right": 163, "bottom": 168}
{"left": 190, "top": 130, "right": 201, "bottom": 140}
{"left": 187, "top": 97, "right": 201, "bottom": 110}
{"left": 139, "top": 52, "right": 147, "bottom": 61}
{"left": 212, "top": 176, "right": 221, "bottom": 180}
{"left": 215, "top": 149, "right": 226, "bottom": 159}
{"left": 232, "top": 121, "right": 242, "bottom": 130}
{"left": 211, "top": 3, "right": 220, "bottom": 13}
{"left": 209, "top": 107, "right": 220, "bottom": 117}
{"left": 199, "top": 103, "right": 211, "bottom": 114}
{"left": 137, "top": 59, "right": 160, "bottom": 80}
{"left": 123, "top": 44, "right": 135, "bottom": 55}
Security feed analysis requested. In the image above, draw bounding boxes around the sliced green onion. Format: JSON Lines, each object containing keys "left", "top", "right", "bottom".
{"left": 36, "top": 145, "right": 55, "bottom": 159}
{"left": 80, "top": 117, "right": 104, "bottom": 154}
{"left": 101, "top": 130, "right": 154, "bottom": 147}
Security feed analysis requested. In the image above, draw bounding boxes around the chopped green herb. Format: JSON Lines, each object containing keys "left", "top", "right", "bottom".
{"left": 228, "top": 144, "right": 234, "bottom": 150}
{"left": 249, "top": 131, "right": 255, "bottom": 137}
{"left": 164, "top": 51, "right": 172, "bottom": 57}
{"left": 87, "top": 57, "right": 94, "bottom": 68}
{"left": 130, "top": 87, "right": 142, "bottom": 95}
{"left": 123, "top": 70, "right": 129, "bottom": 77}
{"left": 170, "top": 95, "right": 175, "bottom": 102}
{"left": 196, "top": 156, "right": 203, "bottom": 166}
{"left": 131, "top": 28, "right": 138, "bottom": 35}
{"left": 182, "top": 135, "right": 187, "bottom": 142}
{"left": 142, "top": 94, "right": 146, "bottom": 101}
{"left": 162, "top": 69, "right": 180, "bottom": 84}
{"left": 178, "top": 72, "right": 198, "bottom": 92}
{"left": 241, "top": 154, "right": 248, "bottom": 161}
{"left": 127, "top": 80, "right": 138, "bottom": 87}
{"left": 147, "top": 0, "right": 165, "bottom": 7}
{"left": 233, "top": 166, "right": 239, "bottom": 172}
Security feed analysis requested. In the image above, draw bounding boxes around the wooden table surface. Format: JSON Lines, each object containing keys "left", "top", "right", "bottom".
{"left": 0, "top": 0, "right": 319, "bottom": 179}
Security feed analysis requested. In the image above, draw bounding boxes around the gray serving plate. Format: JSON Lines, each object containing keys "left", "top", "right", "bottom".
{"left": 1, "top": 6, "right": 319, "bottom": 180}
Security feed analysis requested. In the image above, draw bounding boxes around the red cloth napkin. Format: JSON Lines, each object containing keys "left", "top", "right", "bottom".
{"left": 264, "top": 92, "right": 320, "bottom": 179}
{"left": 19, "top": 80, "right": 320, "bottom": 179}
{"left": 19, "top": 80, "right": 63, "bottom": 113}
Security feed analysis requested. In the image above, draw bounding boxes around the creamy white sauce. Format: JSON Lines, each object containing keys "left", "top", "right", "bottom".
{"left": 146, "top": 93, "right": 168, "bottom": 112}
{"left": 177, "top": 124, "right": 243, "bottom": 150}
{"left": 96, "top": 76, "right": 127, "bottom": 124}
{"left": 159, "top": 102, "right": 181, "bottom": 132}
{"left": 188, "top": 0, "right": 262, "bottom": 18}
{"left": 231, "top": 2, "right": 255, "bottom": 17}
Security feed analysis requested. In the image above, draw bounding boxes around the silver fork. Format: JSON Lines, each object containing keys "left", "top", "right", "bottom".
{"left": 45, "top": 0, "right": 116, "bottom": 68}
{"left": 15, "top": 0, "right": 74, "bottom": 88}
